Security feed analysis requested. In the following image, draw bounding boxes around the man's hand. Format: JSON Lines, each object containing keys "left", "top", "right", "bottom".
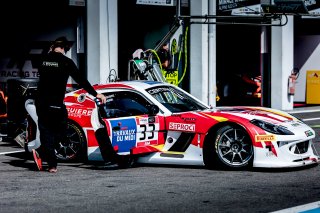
{"left": 96, "top": 93, "right": 107, "bottom": 104}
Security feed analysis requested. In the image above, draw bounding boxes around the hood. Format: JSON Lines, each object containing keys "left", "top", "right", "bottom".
{"left": 203, "top": 106, "right": 312, "bottom": 135}
{"left": 212, "top": 106, "right": 297, "bottom": 123}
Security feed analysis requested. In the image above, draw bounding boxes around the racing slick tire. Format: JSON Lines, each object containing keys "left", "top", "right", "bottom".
{"left": 203, "top": 124, "right": 254, "bottom": 170}
{"left": 55, "top": 120, "right": 87, "bottom": 162}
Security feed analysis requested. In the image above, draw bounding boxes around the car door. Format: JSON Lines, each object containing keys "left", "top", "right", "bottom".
{"left": 101, "top": 90, "right": 165, "bottom": 155}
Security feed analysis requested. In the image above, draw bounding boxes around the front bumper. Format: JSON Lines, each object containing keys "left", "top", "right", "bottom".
{"left": 253, "top": 138, "right": 320, "bottom": 168}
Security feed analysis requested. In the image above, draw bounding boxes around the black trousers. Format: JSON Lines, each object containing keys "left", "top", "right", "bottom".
{"left": 36, "top": 104, "right": 67, "bottom": 168}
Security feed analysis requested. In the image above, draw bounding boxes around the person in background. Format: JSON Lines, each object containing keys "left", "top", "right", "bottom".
{"left": 157, "top": 41, "right": 171, "bottom": 70}
{"left": 33, "top": 36, "right": 106, "bottom": 173}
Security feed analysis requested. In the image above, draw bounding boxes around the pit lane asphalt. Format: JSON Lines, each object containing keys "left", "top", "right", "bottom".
{"left": 1, "top": 108, "right": 320, "bottom": 213}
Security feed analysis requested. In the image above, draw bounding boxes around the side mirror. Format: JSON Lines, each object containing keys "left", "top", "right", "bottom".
{"left": 146, "top": 104, "right": 159, "bottom": 116}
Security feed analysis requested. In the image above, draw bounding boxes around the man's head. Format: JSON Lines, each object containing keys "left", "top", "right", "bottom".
{"left": 52, "top": 36, "right": 71, "bottom": 53}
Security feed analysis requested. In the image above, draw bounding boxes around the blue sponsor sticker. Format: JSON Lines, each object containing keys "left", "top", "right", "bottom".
{"left": 110, "top": 118, "right": 137, "bottom": 153}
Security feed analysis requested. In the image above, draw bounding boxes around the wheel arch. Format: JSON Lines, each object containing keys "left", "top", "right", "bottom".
{"left": 203, "top": 121, "right": 254, "bottom": 170}
{"left": 204, "top": 121, "right": 243, "bottom": 145}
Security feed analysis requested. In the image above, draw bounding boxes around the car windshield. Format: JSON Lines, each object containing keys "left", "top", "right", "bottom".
{"left": 146, "top": 86, "right": 208, "bottom": 113}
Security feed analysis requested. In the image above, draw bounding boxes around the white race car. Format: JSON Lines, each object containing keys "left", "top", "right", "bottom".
{"left": 25, "top": 80, "right": 319, "bottom": 169}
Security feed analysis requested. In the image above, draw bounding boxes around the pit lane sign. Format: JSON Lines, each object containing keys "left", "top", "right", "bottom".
{"left": 136, "top": 0, "right": 188, "bottom": 7}
{"left": 218, "top": 0, "right": 261, "bottom": 15}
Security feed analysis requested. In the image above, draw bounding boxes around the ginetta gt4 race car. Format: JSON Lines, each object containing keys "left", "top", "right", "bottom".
{"left": 25, "top": 81, "right": 319, "bottom": 169}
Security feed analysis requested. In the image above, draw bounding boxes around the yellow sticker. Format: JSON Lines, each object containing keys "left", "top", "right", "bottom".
{"left": 255, "top": 135, "right": 276, "bottom": 142}
{"left": 162, "top": 70, "right": 178, "bottom": 86}
{"left": 199, "top": 113, "right": 228, "bottom": 122}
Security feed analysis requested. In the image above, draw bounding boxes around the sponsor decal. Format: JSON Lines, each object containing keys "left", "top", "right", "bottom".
{"left": 137, "top": 140, "right": 158, "bottom": 147}
{"left": 139, "top": 117, "right": 149, "bottom": 125}
{"left": 169, "top": 115, "right": 197, "bottom": 121}
{"left": 67, "top": 107, "right": 92, "bottom": 117}
{"left": 77, "top": 93, "right": 86, "bottom": 103}
{"left": 305, "top": 130, "right": 314, "bottom": 137}
{"left": 284, "top": 120, "right": 302, "bottom": 126}
{"left": 246, "top": 110, "right": 268, "bottom": 115}
{"left": 137, "top": 123, "right": 158, "bottom": 141}
{"left": 113, "top": 129, "right": 136, "bottom": 139}
{"left": 255, "top": 134, "right": 276, "bottom": 142}
{"left": 291, "top": 122, "right": 301, "bottom": 127}
{"left": 169, "top": 122, "right": 195, "bottom": 132}
{"left": 147, "top": 87, "right": 171, "bottom": 95}
{"left": 110, "top": 118, "right": 137, "bottom": 152}
{"left": 42, "top": 61, "right": 58, "bottom": 67}
{"left": 181, "top": 117, "right": 196, "bottom": 122}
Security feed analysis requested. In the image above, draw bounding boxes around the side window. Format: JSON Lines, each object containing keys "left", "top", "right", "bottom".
{"left": 102, "top": 91, "right": 150, "bottom": 118}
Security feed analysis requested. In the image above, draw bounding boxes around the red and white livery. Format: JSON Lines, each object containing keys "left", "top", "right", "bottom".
{"left": 25, "top": 81, "right": 319, "bottom": 169}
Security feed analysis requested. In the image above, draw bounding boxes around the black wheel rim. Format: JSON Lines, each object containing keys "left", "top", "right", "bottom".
{"left": 55, "top": 123, "right": 83, "bottom": 161}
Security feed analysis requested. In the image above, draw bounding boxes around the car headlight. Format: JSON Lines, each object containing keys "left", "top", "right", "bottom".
{"left": 250, "top": 119, "right": 294, "bottom": 135}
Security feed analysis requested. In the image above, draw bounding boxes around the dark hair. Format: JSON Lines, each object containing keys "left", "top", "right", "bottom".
{"left": 52, "top": 36, "right": 70, "bottom": 52}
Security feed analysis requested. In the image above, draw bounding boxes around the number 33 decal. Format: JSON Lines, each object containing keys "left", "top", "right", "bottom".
{"left": 139, "top": 124, "right": 155, "bottom": 140}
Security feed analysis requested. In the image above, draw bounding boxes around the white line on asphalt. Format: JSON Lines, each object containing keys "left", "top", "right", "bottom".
{"left": 303, "top": 117, "right": 320, "bottom": 121}
{"left": 0, "top": 150, "right": 24, "bottom": 155}
{"left": 289, "top": 109, "right": 320, "bottom": 114}
{"left": 270, "top": 201, "right": 320, "bottom": 213}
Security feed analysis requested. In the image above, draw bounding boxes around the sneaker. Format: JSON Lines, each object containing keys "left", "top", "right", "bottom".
{"left": 48, "top": 167, "right": 57, "bottom": 173}
{"left": 32, "top": 149, "right": 43, "bottom": 171}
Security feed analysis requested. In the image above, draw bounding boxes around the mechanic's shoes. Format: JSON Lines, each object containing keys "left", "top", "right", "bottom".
{"left": 48, "top": 167, "right": 58, "bottom": 173}
{"left": 32, "top": 149, "right": 43, "bottom": 171}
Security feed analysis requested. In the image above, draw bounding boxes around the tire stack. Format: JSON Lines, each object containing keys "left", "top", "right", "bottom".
{"left": 6, "top": 78, "right": 39, "bottom": 140}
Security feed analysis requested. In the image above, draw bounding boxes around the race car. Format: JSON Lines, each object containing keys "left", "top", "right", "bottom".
{"left": 25, "top": 80, "right": 319, "bottom": 169}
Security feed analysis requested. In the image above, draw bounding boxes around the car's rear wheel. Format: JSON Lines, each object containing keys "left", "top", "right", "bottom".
{"left": 55, "top": 121, "right": 87, "bottom": 162}
{"left": 204, "top": 125, "right": 253, "bottom": 170}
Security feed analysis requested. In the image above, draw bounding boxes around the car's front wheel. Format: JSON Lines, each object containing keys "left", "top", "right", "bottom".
{"left": 204, "top": 125, "right": 253, "bottom": 170}
{"left": 55, "top": 121, "right": 87, "bottom": 162}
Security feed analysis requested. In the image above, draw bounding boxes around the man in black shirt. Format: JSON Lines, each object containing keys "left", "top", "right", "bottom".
{"left": 33, "top": 36, "right": 106, "bottom": 173}
{"left": 157, "top": 42, "right": 171, "bottom": 70}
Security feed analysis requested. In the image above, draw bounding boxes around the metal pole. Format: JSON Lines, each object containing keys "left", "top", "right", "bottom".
{"left": 208, "top": 0, "right": 216, "bottom": 107}
{"left": 261, "top": 25, "right": 271, "bottom": 107}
